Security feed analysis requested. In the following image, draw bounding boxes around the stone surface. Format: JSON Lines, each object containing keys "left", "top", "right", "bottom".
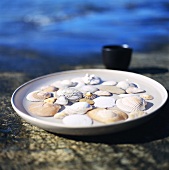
{"left": 0, "top": 46, "right": 169, "bottom": 170}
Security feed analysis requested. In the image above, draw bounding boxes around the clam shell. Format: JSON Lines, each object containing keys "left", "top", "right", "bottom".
{"left": 41, "top": 86, "right": 58, "bottom": 92}
{"left": 62, "top": 115, "right": 93, "bottom": 126}
{"left": 116, "top": 96, "right": 147, "bottom": 112}
{"left": 87, "top": 108, "right": 128, "bottom": 124}
{"left": 82, "top": 73, "right": 101, "bottom": 85}
{"left": 55, "top": 96, "right": 68, "bottom": 105}
{"left": 140, "top": 94, "right": 154, "bottom": 100}
{"left": 126, "top": 87, "right": 145, "bottom": 94}
{"left": 128, "top": 111, "right": 147, "bottom": 120}
{"left": 26, "top": 91, "right": 51, "bottom": 102}
{"left": 101, "top": 81, "right": 117, "bottom": 86}
{"left": 98, "top": 85, "right": 125, "bottom": 94}
{"left": 54, "top": 102, "right": 93, "bottom": 119}
{"left": 79, "top": 85, "right": 98, "bottom": 93}
{"left": 93, "top": 96, "right": 116, "bottom": 108}
{"left": 94, "top": 90, "right": 112, "bottom": 96}
{"left": 28, "top": 102, "right": 61, "bottom": 117}
{"left": 116, "top": 81, "right": 130, "bottom": 90}
{"left": 60, "top": 79, "right": 77, "bottom": 87}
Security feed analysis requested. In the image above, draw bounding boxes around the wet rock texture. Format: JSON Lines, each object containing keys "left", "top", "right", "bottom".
{"left": 0, "top": 47, "right": 169, "bottom": 170}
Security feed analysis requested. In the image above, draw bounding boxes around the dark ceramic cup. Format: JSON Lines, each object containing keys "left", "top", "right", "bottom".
{"left": 102, "top": 44, "right": 132, "bottom": 70}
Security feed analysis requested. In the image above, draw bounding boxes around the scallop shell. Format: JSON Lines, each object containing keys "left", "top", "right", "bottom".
{"left": 54, "top": 102, "right": 92, "bottom": 119}
{"left": 55, "top": 96, "right": 68, "bottom": 105}
{"left": 28, "top": 102, "right": 61, "bottom": 117}
{"left": 56, "top": 87, "right": 83, "bottom": 102}
{"left": 87, "top": 108, "right": 128, "bottom": 124}
{"left": 98, "top": 85, "right": 125, "bottom": 94}
{"left": 128, "top": 111, "right": 147, "bottom": 120}
{"left": 93, "top": 96, "right": 116, "bottom": 108}
{"left": 26, "top": 91, "right": 51, "bottom": 102}
{"left": 62, "top": 115, "right": 93, "bottom": 126}
{"left": 94, "top": 90, "right": 112, "bottom": 96}
{"left": 116, "top": 96, "right": 147, "bottom": 112}
{"left": 140, "top": 94, "right": 154, "bottom": 100}
{"left": 79, "top": 85, "right": 98, "bottom": 93}
{"left": 116, "top": 81, "right": 130, "bottom": 90}
{"left": 83, "top": 92, "right": 97, "bottom": 99}
{"left": 101, "top": 81, "right": 117, "bottom": 86}
{"left": 82, "top": 73, "right": 101, "bottom": 85}
{"left": 126, "top": 87, "right": 145, "bottom": 94}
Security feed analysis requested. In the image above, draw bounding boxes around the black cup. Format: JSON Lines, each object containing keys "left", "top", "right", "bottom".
{"left": 102, "top": 45, "right": 132, "bottom": 70}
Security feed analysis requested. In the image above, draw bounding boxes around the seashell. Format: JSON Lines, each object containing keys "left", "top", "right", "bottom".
{"left": 140, "top": 94, "right": 154, "bottom": 100}
{"left": 83, "top": 92, "right": 97, "bottom": 100}
{"left": 82, "top": 73, "right": 101, "bottom": 85}
{"left": 93, "top": 96, "right": 116, "bottom": 108}
{"left": 62, "top": 115, "right": 93, "bottom": 126}
{"left": 98, "top": 85, "right": 125, "bottom": 94}
{"left": 101, "top": 81, "right": 117, "bottom": 86}
{"left": 60, "top": 79, "right": 77, "bottom": 87}
{"left": 41, "top": 86, "right": 58, "bottom": 92}
{"left": 116, "top": 96, "right": 147, "bottom": 112}
{"left": 26, "top": 91, "right": 51, "bottom": 102}
{"left": 126, "top": 87, "right": 145, "bottom": 94}
{"left": 118, "top": 93, "right": 138, "bottom": 98}
{"left": 79, "top": 85, "right": 98, "bottom": 93}
{"left": 55, "top": 95, "right": 68, "bottom": 105}
{"left": 28, "top": 102, "right": 61, "bottom": 117}
{"left": 44, "top": 97, "right": 57, "bottom": 104}
{"left": 116, "top": 81, "right": 130, "bottom": 90}
{"left": 79, "top": 98, "right": 95, "bottom": 105}
{"left": 94, "top": 90, "right": 112, "bottom": 96}
{"left": 56, "top": 87, "right": 83, "bottom": 102}
{"left": 128, "top": 111, "right": 147, "bottom": 120}
{"left": 54, "top": 102, "right": 92, "bottom": 119}
{"left": 51, "top": 81, "right": 64, "bottom": 88}
{"left": 87, "top": 108, "right": 128, "bottom": 124}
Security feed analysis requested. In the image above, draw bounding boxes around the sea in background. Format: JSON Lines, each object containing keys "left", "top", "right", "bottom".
{"left": 0, "top": 0, "right": 169, "bottom": 73}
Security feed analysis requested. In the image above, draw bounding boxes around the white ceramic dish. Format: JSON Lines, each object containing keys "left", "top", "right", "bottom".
{"left": 11, "top": 69, "right": 168, "bottom": 135}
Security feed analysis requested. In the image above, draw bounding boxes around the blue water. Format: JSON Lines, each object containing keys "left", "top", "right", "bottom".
{"left": 0, "top": 0, "right": 169, "bottom": 57}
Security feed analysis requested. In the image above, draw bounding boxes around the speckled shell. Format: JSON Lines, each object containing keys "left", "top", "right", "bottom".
{"left": 140, "top": 94, "right": 154, "bottom": 100}
{"left": 83, "top": 92, "right": 97, "bottom": 100}
{"left": 116, "top": 96, "right": 147, "bottom": 112}
{"left": 87, "top": 108, "right": 128, "bottom": 124}
{"left": 26, "top": 91, "right": 52, "bottom": 102}
{"left": 28, "top": 102, "right": 61, "bottom": 117}
{"left": 62, "top": 115, "right": 93, "bottom": 126}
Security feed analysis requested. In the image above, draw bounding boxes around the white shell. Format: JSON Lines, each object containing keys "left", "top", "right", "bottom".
{"left": 79, "top": 85, "right": 98, "bottom": 93}
{"left": 54, "top": 102, "right": 92, "bottom": 119}
{"left": 116, "top": 81, "right": 130, "bottom": 90}
{"left": 26, "top": 91, "right": 51, "bottom": 102}
{"left": 62, "top": 115, "right": 93, "bottom": 126}
{"left": 55, "top": 96, "right": 68, "bottom": 105}
{"left": 126, "top": 87, "right": 145, "bottom": 94}
{"left": 82, "top": 73, "right": 101, "bottom": 85}
{"left": 60, "top": 79, "right": 77, "bottom": 87}
{"left": 128, "top": 111, "right": 147, "bottom": 120}
{"left": 101, "top": 81, "right": 117, "bottom": 86}
{"left": 93, "top": 97, "right": 116, "bottom": 108}
{"left": 116, "top": 96, "right": 147, "bottom": 112}
{"left": 94, "top": 90, "right": 112, "bottom": 96}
